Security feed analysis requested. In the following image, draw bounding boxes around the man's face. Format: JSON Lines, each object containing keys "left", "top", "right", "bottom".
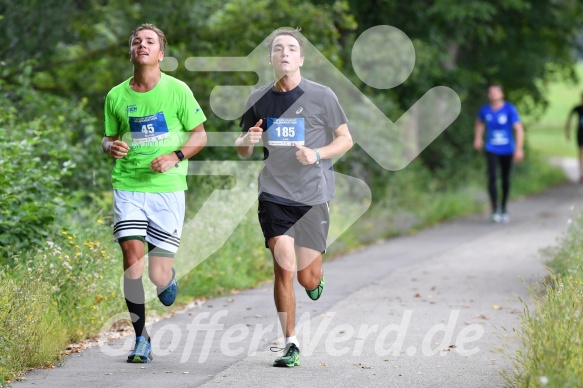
{"left": 269, "top": 34, "right": 304, "bottom": 76}
{"left": 488, "top": 86, "right": 504, "bottom": 103}
{"left": 129, "top": 29, "right": 164, "bottom": 66}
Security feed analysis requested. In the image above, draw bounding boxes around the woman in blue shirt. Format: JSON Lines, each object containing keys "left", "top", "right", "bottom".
{"left": 474, "top": 84, "right": 525, "bottom": 223}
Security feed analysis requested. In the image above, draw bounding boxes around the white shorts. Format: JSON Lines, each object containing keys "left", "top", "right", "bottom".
{"left": 113, "top": 190, "right": 185, "bottom": 253}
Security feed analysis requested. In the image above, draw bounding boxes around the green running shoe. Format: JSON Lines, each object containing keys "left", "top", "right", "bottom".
{"left": 157, "top": 268, "right": 177, "bottom": 307}
{"left": 306, "top": 276, "right": 325, "bottom": 301}
{"left": 127, "top": 336, "right": 152, "bottom": 363}
{"left": 272, "top": 343, "right": 300, "bottom": 367}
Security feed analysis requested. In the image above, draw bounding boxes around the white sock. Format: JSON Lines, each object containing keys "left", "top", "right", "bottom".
{"left": 285, "top": 336, "right": 299, "bottom": 348}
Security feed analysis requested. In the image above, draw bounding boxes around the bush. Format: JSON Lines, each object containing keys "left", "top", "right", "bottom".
{"left": 0, "top": 276, "right": 68, "bottom": 382}
{"left": 0, "top": 204, "right": 126, "bottom": 382}
{"left": 508, "top": 213, "right": 583, "bottom": 386}
{"left": 0, "top": 111, "right": 72, "bottom": 253}
{"left": 0, "top": 82, "right": 109, "bottom": 256}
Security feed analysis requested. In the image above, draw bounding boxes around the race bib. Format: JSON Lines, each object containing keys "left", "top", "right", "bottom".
{"left": 490, "top": 130, "right": 509, "bottom": 146}
{"left": 128, "top": 112, "right": 170, "bottom": 154}
{"left": 267, "top": 117, "right": 305, "bottom": 146}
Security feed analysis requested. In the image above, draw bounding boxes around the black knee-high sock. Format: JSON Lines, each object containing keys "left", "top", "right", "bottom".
{"left": 124, "top": 276, "right": 149, "bottom": 341}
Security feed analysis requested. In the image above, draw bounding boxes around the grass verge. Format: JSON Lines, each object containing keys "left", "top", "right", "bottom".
{"left": 0, "top": 208, "right": 125, "bottom": 383}
{"left": 507, "top": 212, "right": 583, "bottom": 386}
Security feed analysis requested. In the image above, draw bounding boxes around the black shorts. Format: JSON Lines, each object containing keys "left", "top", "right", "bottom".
{"left": 258, "top": 200, "right": 330, "bottom": 253}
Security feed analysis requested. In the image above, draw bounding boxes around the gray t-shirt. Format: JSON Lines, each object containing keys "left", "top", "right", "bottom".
{"left": 240, "top": 78, "right": 348, "bottom": 206}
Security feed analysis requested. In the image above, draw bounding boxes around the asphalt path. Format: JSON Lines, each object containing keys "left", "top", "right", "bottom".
{"left": 13, "top": 164, "right": 583, "bottom": 387}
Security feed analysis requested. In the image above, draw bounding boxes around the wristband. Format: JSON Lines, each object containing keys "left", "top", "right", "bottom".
{"left": 106, "top": 141, "right": 113, "bottom": 156}
{"left": 314, "top": 148, "right": 321, "bottom": 165}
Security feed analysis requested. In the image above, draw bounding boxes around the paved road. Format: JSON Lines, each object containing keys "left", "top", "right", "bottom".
{"left": 13, "top": 166, "right": 583, "bottom": 387}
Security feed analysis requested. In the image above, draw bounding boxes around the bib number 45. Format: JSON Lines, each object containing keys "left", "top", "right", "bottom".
{"left": 142, "top": 123, "right": 155, "bottom": 135}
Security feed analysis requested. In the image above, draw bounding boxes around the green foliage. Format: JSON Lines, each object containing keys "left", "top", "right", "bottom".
{"left": 22, "top": 231, "right": 124, "bottom": 341}
{"left": 342, "top": 0, "right": 583, "bottom": 175}
{"left": 0, "top": 110, "right": 70, "bottom": 250}
{"left": 0, "top": 80, "right": 111, "bottom": 254}
{"left": 0, "top": 0, "right": 84, "bottom": 71}
{"left": 508, "top": 213, "right": 583, "bottom": 386}
{"left": 0, "top": 207, "right": 124, "bottom": 382}
{"left": 179, "top": 211, "right": 272, "bottom": 299}
{"left": 512, "top": 151, "right": 567, "bottom": 194}
{"left": 0, "top": 276, "right": 67, "bottom": 382}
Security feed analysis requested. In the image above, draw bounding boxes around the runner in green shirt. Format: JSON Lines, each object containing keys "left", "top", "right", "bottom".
{"left": 102, "top": 23, "right": 207, "bottom": 363}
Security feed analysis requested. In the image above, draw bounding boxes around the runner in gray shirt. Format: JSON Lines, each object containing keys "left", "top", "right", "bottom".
{"left": 235, "top": 27, "right": 353, "bottom": 368}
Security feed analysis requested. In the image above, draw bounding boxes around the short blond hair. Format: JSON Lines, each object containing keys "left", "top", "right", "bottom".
{"left": 129, "top": 23, "right": 167, "bottom": 51}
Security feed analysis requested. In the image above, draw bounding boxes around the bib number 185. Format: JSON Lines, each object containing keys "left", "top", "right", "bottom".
{"left": 275, "top": 126, "right": 295, "bottom": 138}
{"left": 267, "top": 117, "right": 305, "bottom": 146}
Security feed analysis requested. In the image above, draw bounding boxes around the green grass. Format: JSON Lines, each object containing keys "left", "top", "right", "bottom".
{"left": 177, "top": 210, "right": 272, "bottom": 300}
{"left": 507, "top": 212, "right": 583, "bottom": 386}
{"left": 0, "top": 208, "right": 126, "bottom": 383}
{"left": 525, "top": 62, "right": 583, "bottom": 158}
{"left": 0, "top": 277, "right": 68, "bottom": 381}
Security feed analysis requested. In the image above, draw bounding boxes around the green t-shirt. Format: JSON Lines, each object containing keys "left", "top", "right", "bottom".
{"left": 104, "top": 73, "right": 206, "bottom": 192}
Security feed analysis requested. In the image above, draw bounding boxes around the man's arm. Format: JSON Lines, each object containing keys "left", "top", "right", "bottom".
{"left": 318, "top": 124, "right": 353, "bottom": 159}
{"left": 179, "top": 123, "right": 207, "bottom": 159}
{"left": 513, "top": 121, "right": 525, "bottom": 162}
{"left": 150, "top": 123, "right": 207, "bottom": 173}
{"left": 473, "top": 120, "right": 484, "bottom": 151}
{"left": 235, "top": 119, "right": 263, "bottom": 157}
{"left": 295, "top": 124, "right": 353, "bottom": 165}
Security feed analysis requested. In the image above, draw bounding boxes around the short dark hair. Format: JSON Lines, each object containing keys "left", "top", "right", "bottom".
{"left": 267, "top": 27, "right": 304, "bottom": 55}
{"left": 129, "top": 23, "right": 167, "bottom": 51}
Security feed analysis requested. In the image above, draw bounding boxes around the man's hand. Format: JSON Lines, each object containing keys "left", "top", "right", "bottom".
{"left": 109, "top": 140, "right": 130, "bottom": 159}
{"left": 150, "top": 152, "right": 180, "bottom": 173}
{"left": 243, "top": 119, "right": 263, "bottom": 146}
{"left": 295, "top": 144, "right": 318, "bottom": 165}
{"left": 514, "top": 148, "right": 524, "bottom": 163}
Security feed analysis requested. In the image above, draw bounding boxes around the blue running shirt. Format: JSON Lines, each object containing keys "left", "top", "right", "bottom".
{"left": 477, "top": 102, "right": 520, "bottom": 155}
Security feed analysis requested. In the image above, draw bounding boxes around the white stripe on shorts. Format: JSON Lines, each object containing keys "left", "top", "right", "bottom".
{"left": 113, "top": 190, "right": 185, "bottom": 253}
